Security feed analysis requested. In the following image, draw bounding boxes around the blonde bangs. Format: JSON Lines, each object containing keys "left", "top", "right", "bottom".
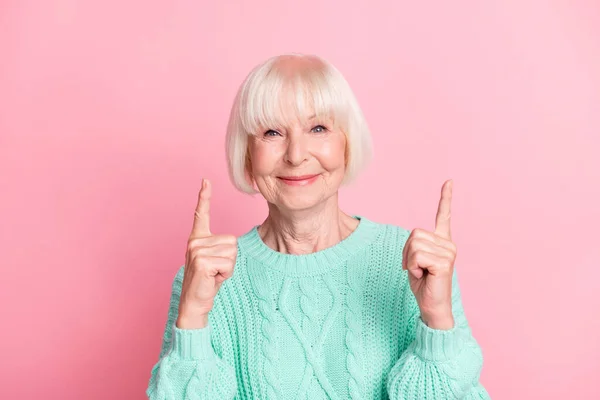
{"left": 237, "top": 60, "right": 349, "bottom": 136}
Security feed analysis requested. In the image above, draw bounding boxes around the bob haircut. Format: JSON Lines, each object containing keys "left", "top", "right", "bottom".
{"left": 225, "top": 53, "right": 373, "bottom": 194}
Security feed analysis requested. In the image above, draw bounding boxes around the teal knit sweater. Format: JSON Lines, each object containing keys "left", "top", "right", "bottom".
{"left": 146, "top": 216, "right": 490, "bottom": 399}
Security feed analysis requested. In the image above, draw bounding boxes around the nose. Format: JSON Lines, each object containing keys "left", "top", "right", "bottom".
{"left": 284, "top": 132, "right": 308, "bottom": 166}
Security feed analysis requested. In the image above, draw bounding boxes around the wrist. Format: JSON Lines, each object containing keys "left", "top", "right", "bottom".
{"left": 421, "top": 312, "right": 454, "bottom": 330}
{"left": 176, "top": 313, "right": 209, "bottom": 330}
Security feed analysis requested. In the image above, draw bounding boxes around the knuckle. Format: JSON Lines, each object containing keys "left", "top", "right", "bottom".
{"left": 187, "top": 243, "right": 205, "bottom": 257}
{"left": 409, "top": 237, "right": 423, "bottom": 248}
{"left": 192, "top": 256, "right": 208, "bottom": 270}
{"left": 186, "top": 246, "right": 196, "bottom": 257}
{"left": 187, "top": 237, "right": 203, "bottom": 250}
{"left": 412, "top": 228, "right": 425, "bottom": 237}
{"left": 186, "top": 245, "right": 197, "bottom": 257}
{"left": 224, "top": 234, "right": 238, "bottom": 245}
{"left": 186, "top": 241, "right": 194, "bottom": 252}
{"left": 411, "top": 251, "right": 420, "bottom": 262}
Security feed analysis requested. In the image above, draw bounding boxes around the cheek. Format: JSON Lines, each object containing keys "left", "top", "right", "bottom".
{"left": 249, "top": 142, "right": 284, "bottom": 175}
{"left": 316, "top": 136, "right": 346, "bottom": 170}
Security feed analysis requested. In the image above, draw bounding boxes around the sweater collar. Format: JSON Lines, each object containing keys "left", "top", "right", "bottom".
{"left": 238, "top": 215, "right": 380, "bottom": 277}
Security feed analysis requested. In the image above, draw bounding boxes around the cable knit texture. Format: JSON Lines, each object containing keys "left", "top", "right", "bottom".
{"left": 146, "top": 216, "right": 490, "bottom": 399}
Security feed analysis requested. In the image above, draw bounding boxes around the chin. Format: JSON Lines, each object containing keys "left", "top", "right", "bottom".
{"left": 276, "top": 193, "right": 326, "bottom": 211}
{"left": 279, "top": 199, "right": 321, "bottom": 211}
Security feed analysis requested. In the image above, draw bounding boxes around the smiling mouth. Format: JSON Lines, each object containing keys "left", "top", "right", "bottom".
{"left": 278, "top": 174, "right": 319, "bottom": 181}
{"left": 277, "top": 174, "right": 320, "bottom": 186}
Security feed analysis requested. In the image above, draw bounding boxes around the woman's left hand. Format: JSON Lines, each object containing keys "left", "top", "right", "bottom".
{"left": 402, "top": 180, "right": 457, "bottom": 330}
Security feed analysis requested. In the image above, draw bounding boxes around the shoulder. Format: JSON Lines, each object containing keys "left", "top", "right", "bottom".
{"left": 350, "top": 216, "right": 413, "bottom": 288}
{"left": 359, "top": 215, "right": 412, "bottom": 251}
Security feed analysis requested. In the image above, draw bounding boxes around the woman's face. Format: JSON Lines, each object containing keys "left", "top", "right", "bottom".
{"left": 248, "top": 114, "right": 347, "bottom": 211}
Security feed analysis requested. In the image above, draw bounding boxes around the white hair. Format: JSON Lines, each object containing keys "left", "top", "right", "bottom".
{"left": 225, "top": 53, "right": 373, "bottom": 194}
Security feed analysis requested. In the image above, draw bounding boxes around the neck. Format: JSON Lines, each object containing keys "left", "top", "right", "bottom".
{"left": 258, "top": 193, "right": 358, "bottom": 255}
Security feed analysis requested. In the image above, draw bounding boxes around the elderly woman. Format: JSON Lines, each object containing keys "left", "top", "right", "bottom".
{"left": 146, "top": 53, "right": 490, "bottom": 400}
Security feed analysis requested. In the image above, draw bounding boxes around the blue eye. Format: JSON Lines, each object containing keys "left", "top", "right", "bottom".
{"left": 264, "top": 129, "right": 281, "bottom": 137}
{"left": 311, "top": 125, "right": 327, "bottom": 133}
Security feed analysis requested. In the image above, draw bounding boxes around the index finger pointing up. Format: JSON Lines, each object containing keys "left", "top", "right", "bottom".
{"left": 434, "top": 179, "right": 453, "bottom": 240}
{"left": 191, "top": 178, "right": 211, "bottom": 238}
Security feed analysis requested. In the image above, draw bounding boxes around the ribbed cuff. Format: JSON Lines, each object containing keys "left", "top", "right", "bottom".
{"left": 171, "top": 323, "right": 216, "bottom": 361}
{"left": 413, "top": 317, "right": 465, "bottom": 362}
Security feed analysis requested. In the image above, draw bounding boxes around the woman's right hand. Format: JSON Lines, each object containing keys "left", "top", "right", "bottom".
{"left": 176, "top": 179, "right": 238, "bottom": 330}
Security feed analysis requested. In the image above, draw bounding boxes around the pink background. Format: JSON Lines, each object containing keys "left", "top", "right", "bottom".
{"left": 1, "top": 1, "right": 599, "bottom": 399}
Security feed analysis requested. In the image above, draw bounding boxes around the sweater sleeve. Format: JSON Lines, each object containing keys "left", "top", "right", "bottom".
{"left": 146, "top": 267, "right": 237, "bottom": 400}
{"left": 386, "top": 268, "right": 491, "bottom": 400}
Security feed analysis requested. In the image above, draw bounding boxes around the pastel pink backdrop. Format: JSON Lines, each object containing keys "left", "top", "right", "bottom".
{"left": 1, "top": 1, "right": 598, "bottom": 399}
